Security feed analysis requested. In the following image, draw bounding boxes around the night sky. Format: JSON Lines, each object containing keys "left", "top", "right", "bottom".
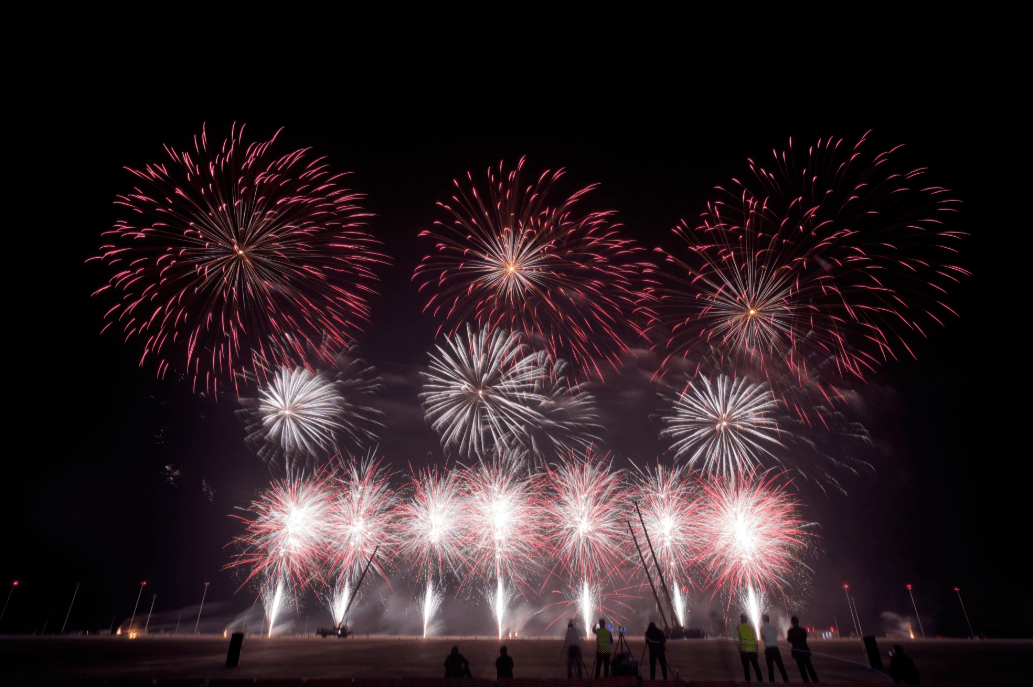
{"left": 5, "top": 34, "right": 1024, "bottom": 640}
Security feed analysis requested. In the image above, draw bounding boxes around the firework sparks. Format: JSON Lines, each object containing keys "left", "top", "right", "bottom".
{"left": 415, "top": 157, "right": 654, "bottom": 378}
{"left": 697, "top": 472, "right": 811, "bottom": 598}
{"left": 657, "top": 133, "right": 967, "bottom": 388}
{"left": 90, "top": 124, "right": 386, "bottom": 396}
{"left": 524, "top": 352, "right": 602, "bottom": 465}
{"left": 660, "top": 375, "right": 785, "bottom": 477}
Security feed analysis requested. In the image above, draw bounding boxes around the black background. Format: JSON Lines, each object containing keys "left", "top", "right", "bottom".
{"left": 3, "top": 19, "right": 1024, "bottom": 639}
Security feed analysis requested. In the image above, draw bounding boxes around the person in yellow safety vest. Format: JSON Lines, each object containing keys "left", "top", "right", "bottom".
{"left": 737, "top": 614, "right": 763, "bottom": 682}
{"left": 594, "top": 617, "right": 613, "bottom": 678}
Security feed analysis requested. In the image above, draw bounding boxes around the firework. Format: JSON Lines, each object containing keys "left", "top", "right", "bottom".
{"left": 419, "top": 579, "right": 443, "bottom": 638}
{"left": 543, "top": 451, "right": 627, "bottom": 584}
{"left": 421, "top": 324, "right": 544, "bottom": 457}
{"left": 464, "top": 451, "right": 545, "bottom": 635}
{"left": 262, "top": 577, "right": 294, "bottom": 637}
{"left": 656, "top": 133, "right": 966, "bottom": 388}
{"left": 524, "top": 352, "right": 602, "bottom": 465}
{"left": 325, "top": 453, "right": 399, "bottom": 585}
{"left": 397, "top": 466, "right": 470, "bottom": 582}
{"left": 237, "top": 344, "right": 384, "bottom": 469}
{"left": 697, "top": 472, "right": 811, "bottom": 598}
{"left": 659, "top": 375, "right": 784, "bottom": 477}
{"left": 415, "top": 157, "right": 654, "bottom": 378}
{"left": 228, "top": 474, "right": 332, "bottom": 590}
{"left": 90, "top": 124, "right": 386, "bottom": 396}
{"left": 631, "top": 461, "right": 701, "bottom": 610}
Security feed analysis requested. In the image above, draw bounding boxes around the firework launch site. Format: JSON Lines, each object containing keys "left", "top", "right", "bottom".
{"left": 0, "top": 635, "right": 1028, "bottom": 685}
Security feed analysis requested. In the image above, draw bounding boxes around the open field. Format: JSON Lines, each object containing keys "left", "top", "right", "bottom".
{"left": 0, "top": 635, "right": 1028, "bottom": 684}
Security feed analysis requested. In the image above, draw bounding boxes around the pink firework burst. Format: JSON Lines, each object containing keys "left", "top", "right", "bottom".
{"left": 542, "top": 450, "right": 628, "bottom": 585}
{"left": 415, "top": 157, "right": 655, "bottom": 379}
{"left": 631, "top": 461, "right": 701, "bottom": 579}
{"left": 90, "top": 124, "right": 386, "bottom": 396}
{"left": 697, "top": 471, "right": 812, "bottom": 597}
{"left": 656, "top": 133, "right": 967, "bottom": 392}
{"left": 324, "top": 453, "right": 400, "bottom": 584}
{"left": 227, "top": 472, "right": 332, "bottom": 591}
{"left": 462, "top": 450, "right": 546, "bottom": 592}
{"left": 396, "top": 465, "right": 472, "bottom": 583}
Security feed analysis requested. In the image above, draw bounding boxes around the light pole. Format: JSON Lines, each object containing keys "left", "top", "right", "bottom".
{"left": 144, "top": 594, "right": 157, "bottom": 634}
{"left": 128, "top": 581, "right": 146, "bottom": 635}
{"left": 843, "top": 585, "right": 861, "bottom": 637}
{"left": 61, "top": 583, "right": 80, "bottom": 634}
{"left": 194, "top": 582, "right": 209, "bottom": 634}
{"left": 955, "top": 588, "right": 974, "bottom": 638}
{"left": 906, "top": 584, "right": 925, "bottom": 638}
{"left": 0, "top": 581, "right": 18, "bottom": 625}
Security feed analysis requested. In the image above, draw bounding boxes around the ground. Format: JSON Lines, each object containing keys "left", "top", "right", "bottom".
{"left": 0, "top": 635, "right": 1028, "bottom": 684}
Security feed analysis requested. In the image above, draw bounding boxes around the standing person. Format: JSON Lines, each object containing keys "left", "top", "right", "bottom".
{"left": 444, "top": 645, "right": 472, "bottom": 678}
{"left": 645, "top": 621, "right": 669, "bottom": 679}
{"left": 496, "top": 646, "right": 514, "bottom": 678}
{"left": 564, "top": 620, "right": 584, "bottom": 678}
{"left": 760, "top": 614, "right": 789, "bottom": 682}
{"left": 786, "top": 616, "right": 818, "bottom": 683}
{"left": 737, "top": 614, "right": 763, "bottom": 682}
{"left": 889, "top": 645, "right": 921, "bottom": 685}
{"left": 594, "top": 617, "right": 612, "bottom": 678}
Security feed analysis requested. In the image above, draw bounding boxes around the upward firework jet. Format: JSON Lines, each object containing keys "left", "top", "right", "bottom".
{"left": 697, "top": 472, "right": 812, "bottom": 599}
{"left": 237, "top": 345, "right": 384, "bottom": 470}
{"left": 659, "top": 375, "right": 784, "bottom": 477}
{"left": 228, "top": 474, "right": 331, "bottom": 590}
{"left": 656, "top": 133, "right": 967, "bottom": 389}
{"left": 90, "top": 124, "right": 386, "bottom": 396}
{"left": 262, "top": 577, "right": 293, "bottom": 637}
{"left": 416, "top": 157, "right": 654, "bottom": 378}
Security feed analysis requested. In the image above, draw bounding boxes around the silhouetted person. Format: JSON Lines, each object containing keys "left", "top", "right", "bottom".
{"left": 761, "top": 614, "right": 789, "bottom": 682}
{"left": 444, "top": 645, "right": 472, "bottom": 678}
{"left": 786, "top": 616, "right": 818, "bottom": 683}
{"left": 564, "top": 620, "right": 584, "bottom": 678}
{"left": 737, "top": 614, "right": 763, "bottom": 682}
{"left": 594, "top": 617, "right": 612, "bottom": 677}
{"left": 890, "top": 644, "right": 920, "bottom": 685}
{"left": 645, "top": 621, "right": 669, "bottom": 679}
{"left": 496, "top": 645, "right": 514, "bottom": 678}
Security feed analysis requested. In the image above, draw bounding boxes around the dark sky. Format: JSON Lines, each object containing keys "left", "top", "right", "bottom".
{"left": 5, "top": 31, "right": 1024, "bottom": 639}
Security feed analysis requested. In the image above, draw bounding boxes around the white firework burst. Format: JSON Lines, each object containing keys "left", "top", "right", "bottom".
{"left": 659, "top": 375, "right": 784, "bottom": 476}
{"left": 420, "top": 324, "right": 544, "bottom": 457}
{"left": 238, "top": 347, "right": 383, "bottom": 469}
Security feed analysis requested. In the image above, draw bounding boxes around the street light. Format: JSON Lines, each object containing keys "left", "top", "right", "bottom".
{"left": 194, "top": 582, "right": 209, "bottom": 634}
{"left": 955, "top": 587, "right": 974, "bottom": 638}
{"left": 906, "top": 584, "right": 925, "bottom": 638}
{"left": 0, "top": 581, "right": 18, "bottom": 625}
{"left": 127, "top": 581, "right": 146, "bottom": 636}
